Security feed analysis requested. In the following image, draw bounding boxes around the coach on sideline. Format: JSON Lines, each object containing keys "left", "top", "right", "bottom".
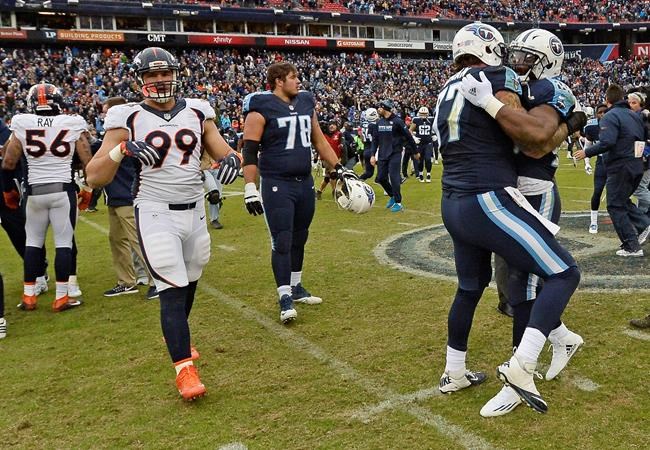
{"left": 575, "top": 84, "right": 650, "bottom": 256}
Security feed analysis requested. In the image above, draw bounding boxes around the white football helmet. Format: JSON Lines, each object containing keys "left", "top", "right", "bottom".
{"left": 452, "top": 23, "right": 506, "bottom": 67}
{"left": 583, "top": 106, "right": 594, "bottom": 118}
{"left": 365, "top": 107, "right": 379, "bottom": 123}
{"left": 509, "top": 29, "right": 564, "bottom": 81}
{"left": 417, "top": 106, "right": 429, "bottom": 118}
{"left": 335, "top": 178, "right": 375, "bottom": 214}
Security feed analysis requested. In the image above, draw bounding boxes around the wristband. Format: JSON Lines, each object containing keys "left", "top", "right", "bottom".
{"left": 484, "top": 96, "right": 505, "bottom": 119}
{"left": 109, "top": 144, "right": 125, "bottom": 163}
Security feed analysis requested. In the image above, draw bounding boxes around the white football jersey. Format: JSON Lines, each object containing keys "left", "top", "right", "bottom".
{"left": 10, "top": 113, "right": 87, "bottom": 185}
{"left": 104, "top": 99, "right": 215, "bottom": 204}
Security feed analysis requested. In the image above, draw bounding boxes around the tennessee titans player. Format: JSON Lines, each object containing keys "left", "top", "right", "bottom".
{"left": 435, "top": 23, "right": 582, "bottom": 415}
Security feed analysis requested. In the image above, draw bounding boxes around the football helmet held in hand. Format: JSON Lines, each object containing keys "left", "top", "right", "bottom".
{"left": 335, "top": 178, "right": 375, "bottom": 214}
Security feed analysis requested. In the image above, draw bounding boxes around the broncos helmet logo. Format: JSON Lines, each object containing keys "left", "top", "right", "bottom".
{"left": 467, "top": 24, "right": 495, "bottom": 42}
{"left": 550, "top": 37, "right": 563, "bottom": 56}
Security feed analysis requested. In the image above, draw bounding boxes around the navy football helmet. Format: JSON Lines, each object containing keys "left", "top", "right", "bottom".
{"left": 133, "top": 47, "right": 180, "bottom": 103}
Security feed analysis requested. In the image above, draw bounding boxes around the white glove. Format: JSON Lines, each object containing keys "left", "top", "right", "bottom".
{"left": 413, "top": 136, "right": 421, "bottom": 145}
{"left": 460, "top": 71, "right": 504, "bottom": 118}
{"left": 244, "top": 182, "right": 264, "bottom": 216}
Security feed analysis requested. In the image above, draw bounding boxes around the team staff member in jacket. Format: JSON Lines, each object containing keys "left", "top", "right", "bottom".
{"left": 370, "top": 100, "right": 418, "bottom": 212}
{"left": 575, "top": 84, "right": 650, "bottom": 256}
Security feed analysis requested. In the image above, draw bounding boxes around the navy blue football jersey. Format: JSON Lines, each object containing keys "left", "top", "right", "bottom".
{"left": 434, "top": 66, "right": 522, "bottom": 193}
{"left": 361, "top": 120, "right": 376, "bottom": 150}
{"left": 583, "top": 118, "right": 599, "bottom": 142}
{"left": 412, "top": 117, "right": 434, "bottom": 144}
{"left": 243, "top": 90, "right": 315, "bottom": 178}
{"left": 515, "top": 78, "right": 577, "bottom": 181}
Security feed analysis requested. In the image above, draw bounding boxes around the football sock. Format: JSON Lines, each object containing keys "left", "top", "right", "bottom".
{"left": 185, "top": 281, "right": 198, "bottom": 318}
{"left": 548, "top": 322, "right": 569, "bottom": 344}
{"left": 55, "top": 282, "right": 68, "bottom": 300}
{"left": 69, "top": 275, "right": 78, "bottom": 286}
{"left": 515, "top": 327, "right": 546, "bottom": 366}
{"left": 160, "top": 286, "right": 192, "bottom": 362}
{"left": 23, "top": 282, "right": 36, "bottom": 297}
{"left": 174, "top": 359, "right": 193, "bottom": 375}
{"left": 512, "top": 301, "right": 534, "bottom": 348}
{"left": 445, "top": 346, "right": 466, "bottom": 376}
{"left": 447, "top": 287, "right": 483, "bottom": 351}
{"left": 277, "top": 285, "right": 291, "bottom": 299}
{"left": 590, "top": 210, "right": 598, "bottom": 225}
{"left": 290, "top": 271, "right": 302, "bottom": 287}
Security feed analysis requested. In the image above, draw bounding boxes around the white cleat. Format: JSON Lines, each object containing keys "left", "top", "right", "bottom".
{"left": 291, "top": 283, "right": 323, "bottom": 305}
{"left": 546, "top": 331, "right": 584, "bottom": 380}
{"left": 588, "top": 224, "right": 598, "bottom": 234}
{"left": 68, "top": 284, "right": 83, "bottom": 298}
{"left": 439, "top": 369, "right": 487, "bottom": 394}
{"left": 616, "top": 249, "right": 643, "bottom": 257}
{"left": 480, "top": 385, "right": 522, "bottom": 417}
{"left": 497, "top": 355, "right": 547, "bottom": 413}
{"left": 34, "top": 276, "right": 48, "bottom": 296}
{"left": 279, "top": 295, "right": 297, "bottom": 324}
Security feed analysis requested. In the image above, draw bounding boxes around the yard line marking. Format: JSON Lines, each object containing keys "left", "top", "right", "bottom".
{"left": 81, "top": 215, "right": 497, "bottom": 449}
{"left": 622, "top": 329, "right": 650, "bottom": 341}
{"left": 218, "top": 443, "right": 248, "bottom": 450}
{"left": 570, "top": 200, "right": 591, "bottom": 204}
{"left": 219, "top": 442, "right": 248, "bottom": 450}
{"left": 398, "top": 222, "right": 420, "bottom": 227}
{"left": 199, "top": 284, "right": 496, "bottom": 450}
{"left": 216, "top": 245, "right": 237, "bottom": 252}
{"left": 341, "top": 229, "right": 366, "bottom": 234}
{"left": 350, "top": 386, "right": 441, "bottom": 423}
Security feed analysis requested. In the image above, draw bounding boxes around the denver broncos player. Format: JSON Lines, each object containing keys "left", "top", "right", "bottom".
{"left": 2, "top": 83, "right": 91, "bottom": 313}
{"left": 410, "top": 106, "right": 434, "bottom": 182}
{"left": 435, "top": 23, "right": 581, "bottom": 415}
{"left": 241, "top": 62, "right": 353, "bottom": 324}
{"left": 477, "top": 29, "right": 585, "bottom": 417}
{"left": 85, "top": 47, "right": 241, "bottom": 401}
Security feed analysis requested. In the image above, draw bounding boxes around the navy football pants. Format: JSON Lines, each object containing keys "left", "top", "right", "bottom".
{"left": 261, "top": 176, "right": 315, "bottom": 288}
{"left": 442, "top": 189, "right": 579, "bottom": 351}
{"left": 376, "top": 152, "right": 402, "bottom": 203}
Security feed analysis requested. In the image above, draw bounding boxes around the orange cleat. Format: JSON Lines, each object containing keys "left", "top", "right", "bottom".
{"left": 18, "top": 294, "right": 37, "bottom": 311}
{"left": 175, "top": 365, "right": 206, "bottom": 401}
{"left": 52, "top": 295, "right": 83, "bottom": 312}
{"left": 190, "top": 346, "right": 200, "bottom": 361}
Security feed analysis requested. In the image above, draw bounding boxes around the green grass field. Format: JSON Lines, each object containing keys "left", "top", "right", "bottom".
{"left": 1, "top": 157, "right": 649, "bottom": 449}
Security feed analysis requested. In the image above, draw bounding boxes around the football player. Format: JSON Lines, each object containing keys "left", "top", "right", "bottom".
{"left": 435, "top": 23, "right": 582, "bottom": 415}
{"left": 241, "top": 62, "right": 355, "bottom": 324}
{"left": 409, "top": 106, "right": 435, "bottom": 182}
{"left": 2, "top": 83, "right": 91, "bottom": 313}
{"left": 476, "top": 29, "right": 585, "bottom": 417}
{"left": 583, "top": 104, "right": 608, "bottom": 233}
{"left": 85, "top": 47, "right": 242, "bottom": 401}
{"left": 359, "top": 108, "right": 378, "bottom": 181}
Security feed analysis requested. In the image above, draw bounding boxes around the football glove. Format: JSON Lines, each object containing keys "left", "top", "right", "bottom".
{"left": 413, "top": 136, "right": 421, "bottom": 145}
{"left": 77, "top": 189, "right": 93, "bottom": 210}
{"left": 460, "top": 71, "right": 495, "bottom": 109}
{"left": 216, "top": 152, "right": 241, "bottom": 185}
{"left": 244, "top": 182, "right": 264, "bottom": 216}
{"left": 566, "top": 111, "right": 587, "bottom": 135}
{"left": 120, "top": 141, "right": 161, "bottom": 166}
{"left": 329, "top": 163, "right": 359, "bottom": 181}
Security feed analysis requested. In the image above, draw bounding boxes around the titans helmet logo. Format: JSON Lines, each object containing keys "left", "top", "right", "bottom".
{"left": 467, "top": 24, "right": 495, "bottom": 42}
{"left": 550, "top": 37, "right": 564, "bottom": 56}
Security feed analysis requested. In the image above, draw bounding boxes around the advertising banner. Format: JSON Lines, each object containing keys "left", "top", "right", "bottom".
{"left": 266, "top": 37, "right": 327, "bottom": 47}
{"left": 564, "top": 44, "right": 619, "bottom": 62}
{"left": 57, "top": 30, "right": 125, "bottom": 42}
{"left": 335, "top": 39, "right": 366, "bottom": 49}
{"left": 0, "top": 29, "right": 27, "bottom": 40}
{"left": 188, "top": 34, "right": 256, "bottom": 46}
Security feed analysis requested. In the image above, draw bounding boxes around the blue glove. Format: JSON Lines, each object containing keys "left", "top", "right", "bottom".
{"left": 216, "top": 153, "right": 241, "bottom": 185}
{"left": 120, "top": 141, "right": 161, "bottom": 166}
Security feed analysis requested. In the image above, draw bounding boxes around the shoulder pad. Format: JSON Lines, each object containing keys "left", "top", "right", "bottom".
{"left": 186, "top": 98, "right": 216, "bottom": 120}
{"left": 243, "top": 91, "right": 272, "bottom": 114}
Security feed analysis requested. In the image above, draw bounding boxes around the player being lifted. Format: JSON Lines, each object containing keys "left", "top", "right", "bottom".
{"left": 2, "top": 83, "right": 91, "bottom": 313}
{"left": 241, "top": 62, "right": 355, "bottom": 324}
{"left": 85, "top": 47, "right": 241, "bottom": 401}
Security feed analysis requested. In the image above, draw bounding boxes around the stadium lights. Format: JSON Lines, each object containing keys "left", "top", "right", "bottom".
{"left": 273, "top": 8, "right": 283, "bottom": 15}
{"left": 330, "top": 12, "right": 340, "bottom": 17}
{"left": 383, "top": 15, "right": 393, "bottom": 20}
{"left": 559, "top": 22, "right": 567, "bottom": 27}
{"left": 210, "top": 6, "right": 221, "bottom": 12}
{"left": 67, "top": 0, "right": 79, "bottom": 5}
{"left": 612, "top": 22, "right": 620, "bottom": 27}
{"left": 640, "top": 26, "right": 648, "bottom": 32}
{"left": 43, "top": 0, "right": 52, "bottom": 7}
{"left": 430, "top": 18, "right": 439, "bottom": 23}
{"left": 507, "top": 21, "right": 514, "bottom": 27}
{"left": 299, "top": 15, "right": 315, "bottom": 22}
{"left": 15, "top": 0, "right": 25, "bottom": 6}
{"left": 142, "top": 1, "right": 153, "bottom": 8}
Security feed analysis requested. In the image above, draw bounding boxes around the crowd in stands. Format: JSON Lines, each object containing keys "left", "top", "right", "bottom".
{"left": 151, "top": 0, "right": 650, "bottom": 23}
{"left": 0, "top": 46, "right": 648, "bottom": 132}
